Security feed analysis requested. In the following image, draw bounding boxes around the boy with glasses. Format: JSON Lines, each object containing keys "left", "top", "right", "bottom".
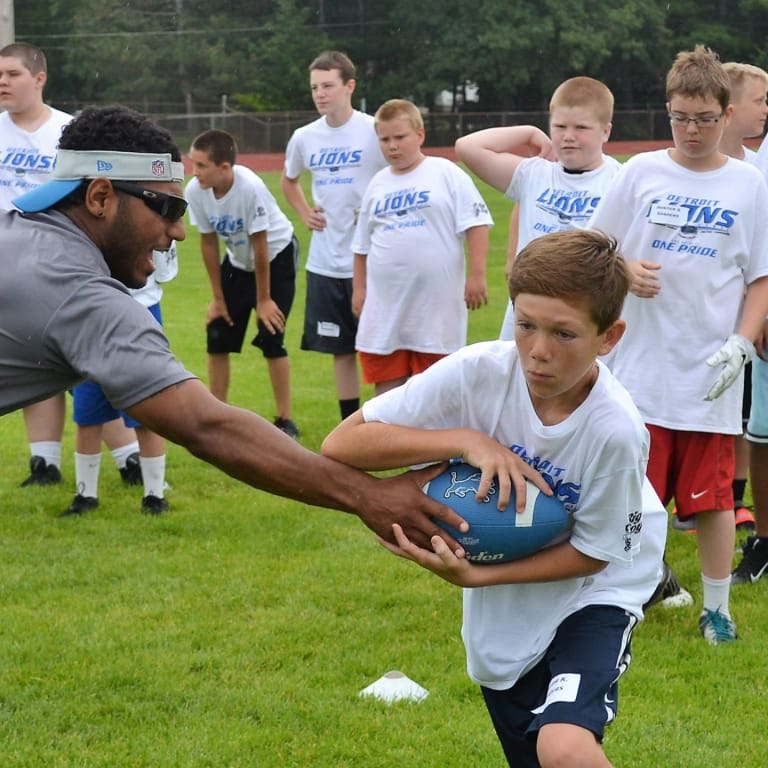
{"left": 591, "top": 45, "right": 768, "bottom": 643}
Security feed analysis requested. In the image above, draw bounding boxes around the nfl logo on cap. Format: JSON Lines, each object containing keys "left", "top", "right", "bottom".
{"left": 152, "top": 159, "right": 166, "bottom": 176}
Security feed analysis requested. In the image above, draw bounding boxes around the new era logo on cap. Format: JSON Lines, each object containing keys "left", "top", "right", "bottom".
{"left": 96, "top": 160, "right": 114, "bottom": 172}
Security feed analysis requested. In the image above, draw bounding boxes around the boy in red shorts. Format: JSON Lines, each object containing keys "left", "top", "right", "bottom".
{"left": 352, "top": 99, "right": 492, "bottom": 395}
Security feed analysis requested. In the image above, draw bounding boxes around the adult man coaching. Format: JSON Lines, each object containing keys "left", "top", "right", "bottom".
{"left": 0, "top": 104, "right": 468, "bottom": 548}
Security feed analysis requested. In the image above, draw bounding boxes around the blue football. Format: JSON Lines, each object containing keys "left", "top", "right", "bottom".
{"left": 425, "top": 462, "right": 570, "bottom": 564}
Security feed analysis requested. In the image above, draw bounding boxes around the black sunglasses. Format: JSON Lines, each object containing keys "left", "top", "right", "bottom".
{"left": 110, "top": 180, "right": 188, "bottom": 222}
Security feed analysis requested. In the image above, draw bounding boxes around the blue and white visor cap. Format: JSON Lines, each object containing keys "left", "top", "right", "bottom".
{"left": 12, "top": 150, "right": 186, "bottom": 213}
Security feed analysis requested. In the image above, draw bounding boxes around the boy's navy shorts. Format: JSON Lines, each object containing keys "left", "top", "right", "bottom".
{"left": 207, "top": 238, "right": 298, "bottom": 359}
{"left": 300, "top": 271, "right": 358, "bottom": 355}
{"left": 481, "top": 605, "right": 637, "bottom": 768}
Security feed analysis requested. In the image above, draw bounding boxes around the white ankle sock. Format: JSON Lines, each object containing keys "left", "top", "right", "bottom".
{"left": 74, "top": 452, "right": 102, "bottom": 498}
{"left": 701, "top": 573, "right": 731, "bottom": 617}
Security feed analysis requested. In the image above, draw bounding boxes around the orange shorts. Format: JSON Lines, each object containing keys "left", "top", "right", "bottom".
{"left": 358, "top": 349, "right": 446, "bottom": 385}
{"left": 646, "top": 425, "right": 735, "bottom": 519}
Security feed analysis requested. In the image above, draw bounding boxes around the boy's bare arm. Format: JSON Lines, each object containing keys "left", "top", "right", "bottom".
{"left": 464, "top": 224, "right": 489, "bottom": 310}
{"left": 455, "top": 126, "right": 553, "bottom": 193}
{"left": 380, "top": 525, "right": 607, "bottom": 588}
{"left": 280, "top": 171, "right": 326, "bottom": 231}
{"left": 200, "top": 232, "right": 231, "bottom": 326}
{"left": 322, "top": 411, "right": 551, "bottom": 512}
{"left": 505, "top": 206, "right": 520, "bottom": 281}
{"left": 352, "top": 252, "right": 367, "bottom": 318}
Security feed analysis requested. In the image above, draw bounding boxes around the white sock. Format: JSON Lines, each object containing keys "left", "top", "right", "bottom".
{"left": 141, "top": 455, "right": 166, "bottom": 498}
{"left": 702, "top": 573, "right": 731, "bottom": 617}
{"left": 74, "top": 452, "right": 102, "bottom": 498}
{"left": 30, "top": 441, "right": 62, "bottom": 468}
{"left": 111, "top": 441, "right": 139, "bottom": 469}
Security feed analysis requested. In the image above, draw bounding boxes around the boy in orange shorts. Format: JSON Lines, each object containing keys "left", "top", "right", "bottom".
{"left": 352, "top": 99, "right": 492, "bottom": 396}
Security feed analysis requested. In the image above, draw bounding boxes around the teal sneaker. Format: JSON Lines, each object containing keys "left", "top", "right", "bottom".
{"left": 698, "top": 609, "right": 737, "bottom": 645}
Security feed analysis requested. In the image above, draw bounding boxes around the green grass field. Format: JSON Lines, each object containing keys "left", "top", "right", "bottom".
{"left": 0, "top": 172, "right": 766, "bottom": 767}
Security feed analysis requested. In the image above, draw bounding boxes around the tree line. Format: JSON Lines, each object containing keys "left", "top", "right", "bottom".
{"left": 17, "top": 0, "right": 768, "bottom": 116}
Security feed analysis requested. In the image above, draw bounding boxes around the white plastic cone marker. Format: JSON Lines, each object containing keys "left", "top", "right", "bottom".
{"left": 359, "top": 670, "right": 429, "bottom": 703}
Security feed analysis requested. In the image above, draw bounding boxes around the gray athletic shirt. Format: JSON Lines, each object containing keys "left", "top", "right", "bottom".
{"left": 0, "top": 209, "right": 195, "bottom": 415}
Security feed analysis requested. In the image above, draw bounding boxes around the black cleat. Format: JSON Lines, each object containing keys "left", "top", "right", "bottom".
{"left": 732, "top": 536, "right": 768, "bottom": 584}
{"left": 21, "top": 456, "right": 62, "bottom": 487}
{"left": 59, "top": 494, "right": 99, "bottom": 517}
{"left": 142, "top": 495, "right": 169, "bottom": 515}
{"left": 119, "top": 452, "right": 143, "bottom": 486}
{"left": 643, "top": 560, "right": 694, "bottom": 610}
{"left": 273, "top": 417, "right": 300, "bottom": 439}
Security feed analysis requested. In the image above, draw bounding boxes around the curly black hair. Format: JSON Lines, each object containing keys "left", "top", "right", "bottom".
{"left": 55, "top": 105, "right": 181, "bottom": 210}
{"left": 59, "top": 105, "right": 181, "bottom": 159}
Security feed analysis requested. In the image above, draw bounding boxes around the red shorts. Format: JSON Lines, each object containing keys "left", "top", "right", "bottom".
{"left": 646, "top": 425, "right": 735, "bottom": 520}
{"left": 358, "top": 349, "right": 446, "bottom": 385}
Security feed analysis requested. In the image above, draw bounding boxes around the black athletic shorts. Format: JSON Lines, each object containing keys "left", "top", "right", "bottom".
{"left": 206, "top": 237, "right": 298, "bottom": 359}
{"left": 300, "top": 271, "right": 358, "bottom": 355}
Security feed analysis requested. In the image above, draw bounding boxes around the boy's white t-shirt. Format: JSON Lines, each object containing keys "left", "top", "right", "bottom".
{"left": 590, "top": 149, "right": 768, "bottom": 433}
{"left": 352, "top": 156, "right": 493, "bottom": 355}
{"left": 754, "top": 136, "right": 768, "bottom": 176}
{"left": 363, "top": 341, "right": 666, "bottom": 690}
{"left": 0, "top": 107, "right": 72, "bottom": 210}
{"left": 283, "top": 110, "right": 387, "bottom": 278}
{"left": 186, "top": 165, "right": 294, "bottom": 271}
{"left": 499, "top": 155, "right": 623, "bottom": 340}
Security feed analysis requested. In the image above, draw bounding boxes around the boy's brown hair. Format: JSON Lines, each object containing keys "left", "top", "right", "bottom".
{"left": 0, "top": 43, "right": 47, "bottom": 75}
{"left": 309, "top": 51, "right": 356, "bottom": 83}
{"left": 666, "top": 45, "right": 731, "bottom": 111}
{"left": 549, "top": 77, "right": 614, "bottom": 125}
{"left": 509, "top": 229, "right": 629, "bottom": 333}
{"left": 374, "top": 99, "right": 424, "bottom": 132}
{"left": 723, "top": 61, "right": 768, "bottom": 101}
{"left": 190, "top": 129, "right": 238, "bottom": 166}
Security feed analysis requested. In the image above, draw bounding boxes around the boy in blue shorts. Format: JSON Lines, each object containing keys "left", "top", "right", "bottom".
{"left": 323, "top": 229, "right": 666, "bottom": 768}
{"left": 186, "top": 129, "right": 300, "bottom": 438}
{"left": 590, "top": 46, "right": 768, "bottom": 642}
{"left": 63, "top": 253, "right": 177, "bottom": 516}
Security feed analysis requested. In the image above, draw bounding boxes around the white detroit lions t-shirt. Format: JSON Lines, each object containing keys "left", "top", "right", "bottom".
{"left": 590, "top": 149, "right": 768, "bottom": 434}
{"left": 0, "top": 107, "right": 72, "bottom": 210}
{"left": 498, "top": 155, "right": 622, "bottom": 340}
{"left": 363, "top": 341, "right": 666, "bottom": 689}
{"left": 186, "top": 165, "right": 294, "bottom": 271}
{"left": 284, "top": 110, "right": 386, "bottom": 278}
{"left": 352, "top": 156, "right": 493, "bottom": 355}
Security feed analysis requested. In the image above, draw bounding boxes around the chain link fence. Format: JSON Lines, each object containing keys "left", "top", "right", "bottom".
{"left": 146, "top": 109, "right": 672, "bottom": 154}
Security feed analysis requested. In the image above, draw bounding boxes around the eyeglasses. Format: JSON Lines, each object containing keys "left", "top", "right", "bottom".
{"left": 668, "top": 112, "right": 724, "bottom": 128}
{"left": 110, "top": 181, "right": 188, "bottom": 222}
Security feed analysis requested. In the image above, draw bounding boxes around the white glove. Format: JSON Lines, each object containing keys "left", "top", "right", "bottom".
{"left": 704, "top": 334, "right": 755, "bottom": 401}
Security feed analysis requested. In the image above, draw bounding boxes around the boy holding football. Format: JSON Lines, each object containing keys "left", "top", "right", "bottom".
{"left": 323, "top": 229, "right": 666, "bottom": 768}
{"left": 455, "top": 76, "right": 620, "bottom": 341}
{"left": 590, "top": 46, "right": 768, "bottom": 643}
